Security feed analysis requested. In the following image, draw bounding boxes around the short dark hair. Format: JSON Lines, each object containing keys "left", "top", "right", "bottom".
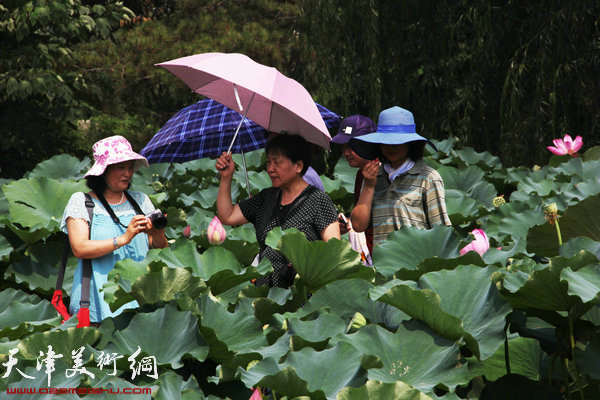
{"left": 265, "top": 133, "right": 311, "bottom": 175}
{"left": 86, "top": 175, "right": 107, "bottom": 194}
{"left": 408, "top": 141, "right": 426, "bottom": 161}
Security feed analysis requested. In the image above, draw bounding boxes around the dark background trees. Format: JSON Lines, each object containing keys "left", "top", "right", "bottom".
{"left": 2, "top": 0, "right": 599, "bottom": 178}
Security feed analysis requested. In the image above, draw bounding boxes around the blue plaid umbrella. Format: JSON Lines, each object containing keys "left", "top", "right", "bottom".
{"left": 140, "top": 98, "right": 341, "bottom": 164}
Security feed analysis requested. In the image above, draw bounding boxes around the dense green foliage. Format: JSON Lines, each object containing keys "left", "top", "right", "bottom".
{"left": 1, "top": 139, "right": 600, "bottom": 398}
{"left": 298, "top": 1, "right": 600, "bottom": 166}
{"left": 2, "top": 1, "right": 599, "bottom": 178}
{"left": 0, "top": 0, "right": 134, "bottom": 177}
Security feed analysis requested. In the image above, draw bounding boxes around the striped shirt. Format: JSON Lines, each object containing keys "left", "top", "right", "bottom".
{"left": 372, "top": 159, "right": 451, "bottom": 245}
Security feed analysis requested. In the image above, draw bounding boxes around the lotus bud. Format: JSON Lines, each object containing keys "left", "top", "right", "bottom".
{"left": 459, "top": 229, "right": 490, "bottom": 257}
{"left": 544, "top": 203, "right": 559, "bottom": 224}
{"left": 183, "top": 224, "right": 191, "bottom": 238}
{"left": 492, "top": 195, "right": 506, "bottom": 207}
{"left": 207, "top": 216, "right": 226, "bottom": 245}
{"left": 249, "top": 388, "right": 262, "bottom": 400}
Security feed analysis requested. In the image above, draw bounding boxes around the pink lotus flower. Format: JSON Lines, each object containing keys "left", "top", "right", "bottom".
{"left": 207, "top": 216, "right": 226, "bottom": 245}
{"left": 183, "top": 225, "right": 191, "bottom": 238}
{"left": 547, "top": 134, "right": 583, "bottom": 156}
{"left": 249, "top": 388, "right": 262, "bottom": 400}
{"left": 459, "top": 229, "right": 490, "bottom": 257}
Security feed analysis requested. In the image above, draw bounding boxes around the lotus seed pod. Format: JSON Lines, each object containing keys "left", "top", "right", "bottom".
{"left": 151, "top": 181, "right": 164, "bottom": 191}
{"left": 492, "top": 195, "right": 506, "bottom": 207}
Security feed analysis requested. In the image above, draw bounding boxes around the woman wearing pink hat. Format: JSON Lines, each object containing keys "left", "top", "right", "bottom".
{"left": 60, "top": 135, "right": 168, "bottom": 326}
{"left": 349, "top": 107, "right": 451, "bottom": 246}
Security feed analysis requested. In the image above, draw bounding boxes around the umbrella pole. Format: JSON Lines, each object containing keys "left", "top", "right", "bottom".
{"left": 240, "top": 150, "right": 251, "bottom": 197}
{"left": 227, "top": 92, "right": 256, "bottom": 155}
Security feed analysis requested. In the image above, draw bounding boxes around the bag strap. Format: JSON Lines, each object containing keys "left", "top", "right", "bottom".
{"left": 55, "top": 193, "right": 94, "bottom": 301}
{"left": 94, "top": 190, "right": 144, "bottom": 228}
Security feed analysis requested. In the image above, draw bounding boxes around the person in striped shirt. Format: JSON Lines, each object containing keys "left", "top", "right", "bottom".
{"left": 348, "top": 106, "right": 451, "bottom": 246}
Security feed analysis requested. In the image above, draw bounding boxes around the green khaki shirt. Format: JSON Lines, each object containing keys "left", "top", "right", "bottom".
{"left": 372, "top": 159, "right": 451, "bottom": 245}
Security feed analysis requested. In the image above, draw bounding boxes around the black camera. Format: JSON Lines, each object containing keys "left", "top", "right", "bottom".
{"left": 146, "top": 209, "right": 167, "bottom": 230}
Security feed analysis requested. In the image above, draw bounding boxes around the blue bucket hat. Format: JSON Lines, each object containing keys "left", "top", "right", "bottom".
{"left": 349, "top": 106, "right": 437, "bottom": 160}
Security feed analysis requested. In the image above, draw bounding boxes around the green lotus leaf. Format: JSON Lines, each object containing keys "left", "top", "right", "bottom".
{"left": 3, "top": 177, "right": 87, "bottom": 231}
{"left": 265, "top": 228, "right": 367, "bottom": 291}
{"left": 148, "top": 238, "right": 204, "bottom": 273}
{"left": 517, "top": 177, "right": 556, "bottom": 197}
{"left": 232, "top": 150, "right": 265, "bottom": 171}
{"left": 0, "top": 178, "right": 10, "bottom": 216}
{"left": 575, "top": 331, "right": 600, "bottom": 379}
{"left": 295, "top": 279, "right": 410, "bottom": 329}
{"left": 26, "top": 154, "right": 91, "bottom": 180}
{"left": 285, "top": 313, "right": 347, "bottom": 350}
{"left": 198, "top": 246, "right": 262, "bottom": 294}
{"left": 527, "top": 194, "right": 600, "bottom": 257}
{"left": 501, "top": 258, "right": 547, "bottom": 293}
{"left": 131, "top": 266, "right": 207, "bottom": 305}
{"left": 500, "top": 253, "right": 598, "bottom": 312}
{"left": 332, "top": 157, "right": 359, "bottom": 195}
{"left": 16, "top": 327, "right": 101, "bottom": 365}
{"left": 4, "top": 240, "right": 76, "bottom": 295}
{"left": 239, "top": 342, "right": 365, "bottom": 400}
{"left": 149, "top": 239, "right": 252, "bottom": 290}
{"left": 373, "top": 265, "right": 510, "bottom": 360}
{"left": 4, "top": 359, "right": 83, "bottom": 398}
{"left": 218, "top": 224, "right": 259, "bottom": 266}
{"left": 0, "top": 233, "right": 12, "bottom": 262}
{"left": 395, "top": 251, "right": 485, "bottom": 282}
{"left": 103, "top": 253, "right": 158, "bottom": 308}
{"left": 560, "top": 265, "right": 600, "bottom": 304}
{"left": 0, "top": 288, "right": 61, "bottom": 340}
{"left": 149, "top": 370, "right": 206, "bottom": 400}
{"left": 372, "top": 225, "right": 461, "bottom": 279}
{"left": 467, "top": 336, "right": 542, "bottom": 382}
{"left": 334, "top": 322, "right": 468, "bottom": 391}
{"left": 179, "top": 185, "right": 220, "bottom": 210}
{"left": 322, "top": 175, "right": 352, "bottom": 205}
{"left": 438, "top": 165, "right": 497, "bottom": 207}
{"left": 444, "top": 189, "right": 482, "bottom": 225}
{"left": 196, "top": 293, "right": 268, "bottom": 367}
{"left": 103, "top": 303, "right": 208, "bottom": 368}
{"left": 337, "top": 380, "right": 434, "bottom": 400}
{"left": 452, "top": 147, "right": 502, "bottom": 171}
{"left": 481, "top": 237, "right": 528, "bottom": 266}
{"left": 482, "top": 201, "right": 545, "bottom": 243}
{"left": 583, "top": 145, "right": 600, "bottom": 161}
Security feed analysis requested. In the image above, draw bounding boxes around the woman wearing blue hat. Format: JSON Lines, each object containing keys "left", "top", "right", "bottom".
{"left": 349, "top": 106, "right": 451, "bottom": 246}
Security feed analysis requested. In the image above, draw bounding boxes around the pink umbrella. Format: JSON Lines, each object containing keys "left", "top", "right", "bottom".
{"left": 156, "top": 52, "right": 331, "bottom": 150}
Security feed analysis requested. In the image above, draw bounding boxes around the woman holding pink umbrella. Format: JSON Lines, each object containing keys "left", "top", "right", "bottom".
{"left": 215, "top": 133, "right": 340, "bottom": 288}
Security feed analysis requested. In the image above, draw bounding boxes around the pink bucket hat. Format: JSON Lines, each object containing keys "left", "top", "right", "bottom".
{"left": 84, "top": 135, "right": 149, "bottom": 178}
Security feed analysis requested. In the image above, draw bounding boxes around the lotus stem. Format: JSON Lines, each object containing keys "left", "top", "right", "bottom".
{"left": 562, "top": 358, "right": 572, "bottom": 400}
{"left": 555, "top": 219, "right": 563, "bottom": 246}
{"left": 504, "top": 321, "right": 511, "bottom": 375}
{"left": 568, "top": 310, "right": 585, "bottom": 400}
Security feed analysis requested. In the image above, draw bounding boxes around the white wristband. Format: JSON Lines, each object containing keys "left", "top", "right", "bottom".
{"left": 113, "top": 237, "right": 119, "bottom": 249}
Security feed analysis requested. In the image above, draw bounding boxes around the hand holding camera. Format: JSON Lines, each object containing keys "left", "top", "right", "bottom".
{"left": 146, "top": 209, "right": 167, "bottom": 230}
